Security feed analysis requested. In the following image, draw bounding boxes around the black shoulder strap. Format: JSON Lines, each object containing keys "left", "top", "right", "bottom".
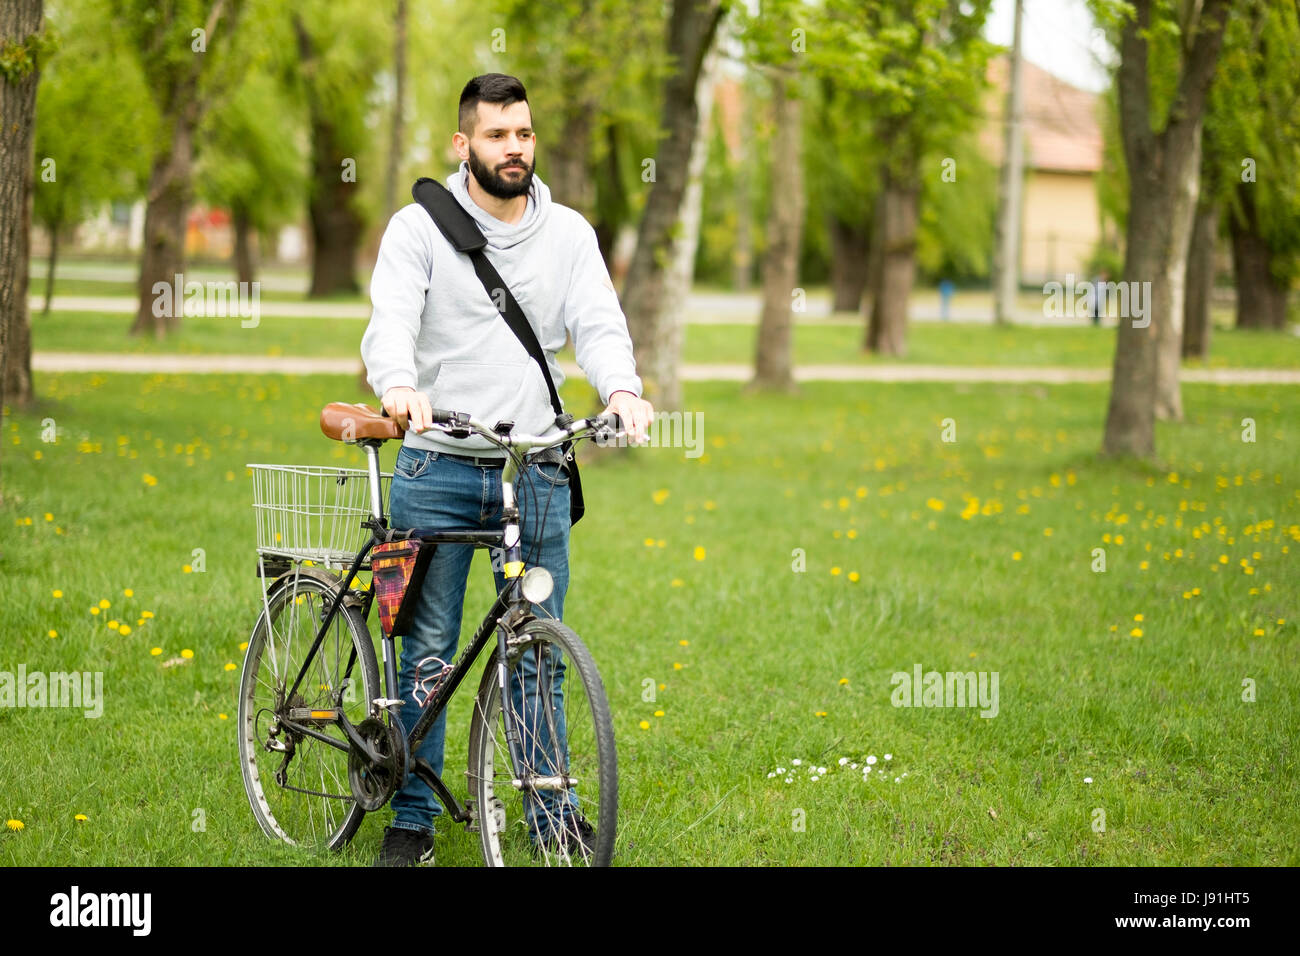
{"left": 411, "top": 176, "right": 565, "bottom": 421}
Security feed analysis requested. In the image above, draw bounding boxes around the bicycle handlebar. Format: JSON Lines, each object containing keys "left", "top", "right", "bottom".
{"left": 414, "top": 409, "right": 626, "bottom": 456}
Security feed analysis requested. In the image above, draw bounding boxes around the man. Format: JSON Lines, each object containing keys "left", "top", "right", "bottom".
{"left": 360, "top": 73, "right": 653, "bottom": 866}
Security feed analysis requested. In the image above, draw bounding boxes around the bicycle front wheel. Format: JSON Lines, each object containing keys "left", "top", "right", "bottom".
{"left": 467, "top": 619, "right": 617, "bottom": 866}
{"left": 238, "top": 568, "right": 379, "bottom": 852}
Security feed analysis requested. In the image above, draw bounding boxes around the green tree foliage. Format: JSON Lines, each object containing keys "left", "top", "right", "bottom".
{"left": 34, "top": 0, "right": 156, "bottom": 260}
{"left": 1205, "top": 0, "right": 1300, "bottom": 289}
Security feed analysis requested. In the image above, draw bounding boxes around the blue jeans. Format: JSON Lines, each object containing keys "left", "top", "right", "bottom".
{"left": 385, "top": 445, "right": 571, "bottom": 836}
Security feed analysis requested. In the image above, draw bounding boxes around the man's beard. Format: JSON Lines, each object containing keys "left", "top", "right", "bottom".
{"left": 467, "top": 145, "right": 535, "bottom": 200}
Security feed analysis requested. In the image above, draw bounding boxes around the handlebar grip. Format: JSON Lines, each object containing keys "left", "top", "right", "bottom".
{"left": 429, "top": 408, "right": 456, "bottom": 425}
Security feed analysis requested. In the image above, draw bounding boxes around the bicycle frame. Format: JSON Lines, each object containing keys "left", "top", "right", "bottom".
{"left": 263, "top": 435, "right": 555, "bottom": 825}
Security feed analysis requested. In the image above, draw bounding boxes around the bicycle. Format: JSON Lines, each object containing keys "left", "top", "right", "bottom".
{"left": 237, "top": 402, "right": 625, "bottom": 866}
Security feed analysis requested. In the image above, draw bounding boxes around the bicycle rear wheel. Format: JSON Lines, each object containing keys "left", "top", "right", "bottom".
{"left": 467, "top": 618, "right": 617, "bottom": 866}
{"left": 238, "top": 568, "right": 379, "bottom": 852}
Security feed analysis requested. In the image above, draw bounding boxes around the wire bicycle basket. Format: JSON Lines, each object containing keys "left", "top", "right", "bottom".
{"left": 247, "top": 463, "right": 391, "bottom": 570}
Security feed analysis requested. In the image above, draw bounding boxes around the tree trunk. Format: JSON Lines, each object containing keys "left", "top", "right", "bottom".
{"left": 992, "top": 0, "right": 1025, "bottom": 325}
{"left": 297, "top": 15, "right": 363, "bottom": 298}
{"left": 1229, "top": 182, "right": 1289, "bottom": 330}
{"left": 751, "top": 62, "right": 804, "bottom": 390}
{"left": 549, "top": 107, "right": 595, "bottom": 218}
{"left": 384, "top": 0, "right": 407, "bottom": 217}
{"left": 664, "top": 45, "right": 719, "bottom": 401}
{"left": 232, "top": 204, "right": 256, "bottom": 287}
{"left": 0, "top": 0, "right": 43, "bottom": 421}
{"left": 732, "top": 83, "right": 753, "bottom": 292}
{"left": 828, "top": 216, "right": 868, "bottom": 313}
{"left": 620, "top": 0, "right": 724, "bottom": 411}
{"left": 1152, "top": 130, "right": 1202, "bottom": 422}
{"left": 866, "top": 158, "right": 918, "bottom": 357}
{"left": 132, "top": 117, "right": 196, "bottom": 337}
{"left": 1102, "top": 0, "right": 1229, "bottom": 456}
{"left": 43, "top": 218, "right": 59, "bottom": 316}
{"left": 1183, "top": 199, "right": 1217, "bottom": 359}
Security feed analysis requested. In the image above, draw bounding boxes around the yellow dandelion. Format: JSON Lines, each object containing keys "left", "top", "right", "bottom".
{"left": 654, "top": 710, "right": 665, "bottom": 717}
{"left": 74, "top": 814, "right": 88, "bottom": 822}
{"left": 926, "top": 498, "right": 945, "bottom": 511}
{"left": 181, "top": 649, "right": 194, "bottom": 659}
{"left": 48, "top": 630, "right": 57, "bottom": 639}
{"left": 678, "top": 640, "right": 689, "bottom": 647}
{"left": 1139, "top": 561, "right": 1149, "bottom": 570}
{"left": 183, "top": 565, "right": 193, "bottom": 574}
{"left": 1219, "top": 555, "right": 1228, "bottom": 564}
{"left": 838, "top": 677, "right": 850, "bottom": 685}
{"left": 1109, "top": 625, "right": 1117, "bottom": 632}
{"left": 1131, "top": 628, "right": 1143, "bottom": 637}
{"left": 815, "top": 710, "right": 828, "bottom": 717}
{"left": 142, "top": 611, "right": 154, "bottom": 619}
{"left": 643, "top": 537, "right": 655, "bottom": 547}
{"left": 118, "top": 625, "right": 131, "bottom": 636}
{"left": 831, "top": 566, "right": 842, "bottom": 576}
{"left": 1012, "top": 551, "right": 1022, "bottom": 561}
{"left": 848, "top": 571, "right": 860, "bottom": 582}
{"left": 123, "top": 588, "right": 133, "bottom": 597}
{"left": 52, "top": 589, "right": 63, "bottom": 598}
{"left": 1191, "top": 588, "right": 1200, "bottom": 596}
{"left": 672, "top": 662, "right": 682, "bottom": 671}
{"left": 137, "top": 619, "right": 145, "bottom": 626}
{"left": 652, "top": 489, "right": 670, "bottom": 505}
{"left": 239, "top": 641, "right": 248, "bottom": 650}
{"left": 107, "top": 620, "right": 119, "bottom": 630}
{"left": 657, "top": 539, "right": 666, "bottom": 548}
{"left": 218, "top": 713, "right": 228, "bottom": 720}
{"left": 98, "top": 599, "right": 110, "bottom": 609}
{"left": 693, "top": 546, "right": 706, "bottom": 561}
{"left": 89, "top": 607, "right": 101, "bottom": 616}
{"left": 5, "top": 819, "right": 23, "bottom": 832}
{"left": 658, "top": 683, "right": 666, "bottom": 690}
{"left": 1134, "top": 614, "right": 1144, "bottom": 622}
{"left": 847, "top": 529, "right": 858, "bottom": 539}
{"left": 150, "top": 647, "right": 162, "bottom": 656}
{"left": 1253, "top": 628, "right": 1265, "bottom": 636}
{"left": 224, "top": 662, "right": 236, "bottom": 671}
{"left": 1043, "top": 528, "right": 1053, "bottom": 537}
{"left": 639, "top": 720, "right": 651, "bottom": 730}
{"left": 670, "top": 578, "right": 684, "bottom": 587}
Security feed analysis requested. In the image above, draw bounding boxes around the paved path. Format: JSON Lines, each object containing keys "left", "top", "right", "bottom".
{"left": 29, "top": 292, "right": 1088, "bottom": 326}
{"left": 30, "top": 351, "right": 1300, "bottom": 384}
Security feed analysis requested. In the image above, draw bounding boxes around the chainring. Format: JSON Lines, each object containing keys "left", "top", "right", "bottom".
{"left": 347, "top": 717, "right": 406, "bottom": 811}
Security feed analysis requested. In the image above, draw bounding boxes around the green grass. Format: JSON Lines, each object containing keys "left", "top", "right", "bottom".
{"left": 2, "top": 372, "right": 1297, "bottom": 865}
{"left": 30, "top": 308, "right": 1300, "bottom": 370}
{"left": 682, "top": 320, "right": 1300, "bottom": 368}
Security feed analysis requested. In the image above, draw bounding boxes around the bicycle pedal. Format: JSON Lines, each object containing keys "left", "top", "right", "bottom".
{"left": 288, "top": 707, "right": 338, "bottom": 721}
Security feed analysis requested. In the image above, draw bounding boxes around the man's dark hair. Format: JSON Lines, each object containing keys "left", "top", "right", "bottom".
{"left": 458, "top": 73, "right": 530, "bottom": 137}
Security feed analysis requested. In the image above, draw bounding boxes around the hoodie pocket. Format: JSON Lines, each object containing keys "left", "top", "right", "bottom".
{"left": 428, "top": 360, "right": 553, "bottom": 433}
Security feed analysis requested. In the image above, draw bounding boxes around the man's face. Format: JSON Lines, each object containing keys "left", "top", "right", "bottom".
{"left": 460, "top": 100, "right": 536, "bottom": 200}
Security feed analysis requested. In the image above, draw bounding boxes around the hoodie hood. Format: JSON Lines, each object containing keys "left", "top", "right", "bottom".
{"left": 446, "top": 160, "right": 551, "bottom": 251}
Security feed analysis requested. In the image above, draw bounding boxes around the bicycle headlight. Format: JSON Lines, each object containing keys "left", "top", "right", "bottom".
{"left": 520, "top": 566, "right": 554, "bottom": 605}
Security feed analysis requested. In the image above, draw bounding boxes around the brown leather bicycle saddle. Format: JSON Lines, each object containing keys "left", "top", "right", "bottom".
{"left": 320, "top": 402, "right": 404, "bottom": 442}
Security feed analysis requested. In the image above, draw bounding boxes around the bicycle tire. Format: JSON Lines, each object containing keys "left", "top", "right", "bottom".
{"left": 238, "top": 568, "right": 380, "bottom": 852}
{"left": 467, "top": 618, "right": 617, "bottom": 866}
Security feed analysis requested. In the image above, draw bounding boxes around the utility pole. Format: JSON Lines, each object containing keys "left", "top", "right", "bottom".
{"left": 992, "top": 0, "right": 1025, "bottom": 325}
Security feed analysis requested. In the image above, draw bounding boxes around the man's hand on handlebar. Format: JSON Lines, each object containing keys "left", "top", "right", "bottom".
{"left": 381, "top": 385, "right": 433, "bottom": 434}
{"left": 604, "top": 390, "right": 654, "bottom": 444}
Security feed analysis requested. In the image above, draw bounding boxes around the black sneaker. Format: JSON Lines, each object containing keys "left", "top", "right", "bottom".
{"left": 373, "top": 825, "right": 435, "bottom": 867}
{"left": 535, "top": 815, "right": 596, "bottom": 863}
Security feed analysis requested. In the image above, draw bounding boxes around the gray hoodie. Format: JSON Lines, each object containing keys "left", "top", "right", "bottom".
{"left": 360, "top": 161, "right": 643, "bottom": 455}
